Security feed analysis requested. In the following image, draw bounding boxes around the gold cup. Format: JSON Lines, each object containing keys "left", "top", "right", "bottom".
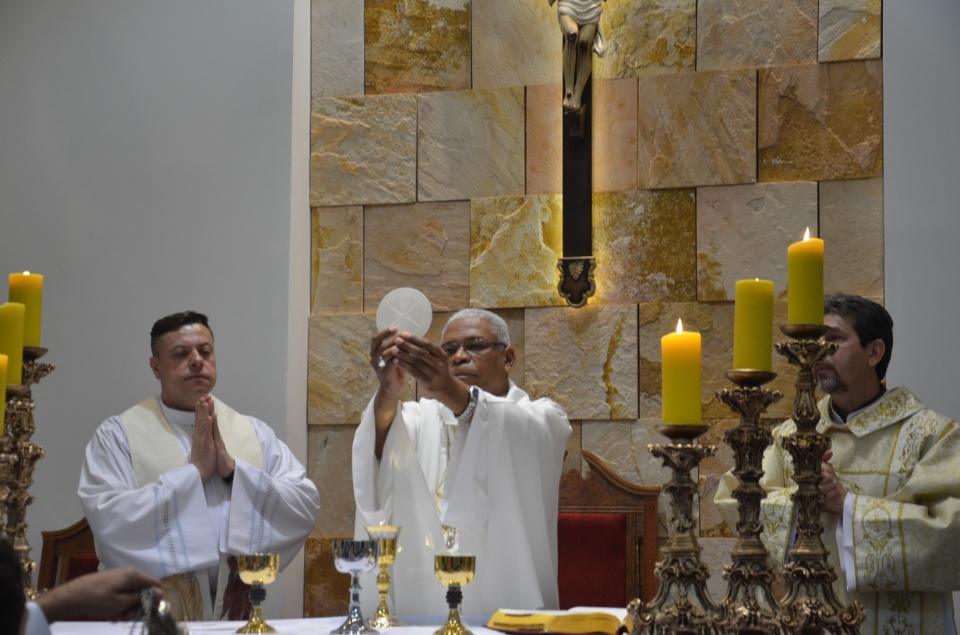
{"left": 365, "top": 525, "right": 406, "bottom": 628}
{"left": 236, "top": 553, "right": 280, "bottom": 634}
{"left": 434, "top": 554, "right": 476, "bottom": 635}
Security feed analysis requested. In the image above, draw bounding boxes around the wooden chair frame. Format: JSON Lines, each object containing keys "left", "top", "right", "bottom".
{"left": 37, "top": 517, "right": 98, "bottom": 591}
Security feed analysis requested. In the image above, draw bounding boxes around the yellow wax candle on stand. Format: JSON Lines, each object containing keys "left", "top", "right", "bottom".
{"left": 733, "top": 279, "right": 774, "bottom": 371}
{"left": 9, "top": 271, "right": 44, "bottom": 347}
{"left": 787, "top": 228, "right": 824, "bottom": 325}
{"left": 0, "top": 302, "right": 25, "bottom": 385}
{"left": 661, "top": 318, "right": 702, "bottom": 424}
{"left": 0, "top": 354, "right": 7, "bottom": 434}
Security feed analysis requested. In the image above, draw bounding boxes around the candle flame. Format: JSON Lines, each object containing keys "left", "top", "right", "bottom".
{"left": 803, "top": 227, "right": 810, "bottom": 241}
{"left": 676, "top": 318, "right": 683, "bottom": 334}
{"left": 23, "top": 271, "right": 30, "bottom": 275}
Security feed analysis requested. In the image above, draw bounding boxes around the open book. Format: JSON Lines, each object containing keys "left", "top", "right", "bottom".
{"left": 487, "top": 607, "right": 633, "bottom": 635}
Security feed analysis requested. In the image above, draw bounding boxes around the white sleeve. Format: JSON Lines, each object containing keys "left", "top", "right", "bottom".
{"left": 24, "top": 601, "right": 51, "bottom": 635}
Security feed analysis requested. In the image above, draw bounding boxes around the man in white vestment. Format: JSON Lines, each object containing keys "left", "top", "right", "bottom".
{"left": 715, "top": 294, "right": 960, "bottom": 635}
{"left": 78, "top": 311, "right": 320, "bottom": 622}
{"left": 353, "top": 308, "right": 572, "bottom": 622}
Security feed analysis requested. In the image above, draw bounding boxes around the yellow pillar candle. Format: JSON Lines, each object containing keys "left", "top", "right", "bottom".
{"left": 9, "top": 271, "right": 44, "bottom": 347}
{"left": 662, "top": 318, "right": 702, "bottom": 424}
{"left": 733, "top": 279, "right": 774, "bottom": 371}
{"left": 0, "top": 354, "right": 7, "bottom": 434}
{"left": 0, "top": 302, "right": 25, "bottom": 385}
{"left": 787, "top": 228, "right": 824, "bottom": 325}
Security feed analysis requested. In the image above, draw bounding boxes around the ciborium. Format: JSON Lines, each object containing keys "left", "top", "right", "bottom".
{"left": 365, "top": 525, "right": 405, "bottom": 628}
{"left": 235, "top": 553, "right": 280, "bottom": 634}
{"left": 331, "top": 539, "right": 380, "bottom": 635}
{"left": 434, "top": 553, "right": 476, "bottom": 635}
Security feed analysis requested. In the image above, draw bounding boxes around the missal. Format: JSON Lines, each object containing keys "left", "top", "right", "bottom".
{"left": 487, "top": 607, "right": 633, "bottom": 635}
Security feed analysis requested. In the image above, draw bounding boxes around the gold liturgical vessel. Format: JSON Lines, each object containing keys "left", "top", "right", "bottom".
{"left": 236, "top": 553, "right": 280, "bottom": 633}
{"left": 365, "top": 525, "right": 405, "bottom": 628}
{"left": 434, "top": 553, "right": 476, "bottom": 635}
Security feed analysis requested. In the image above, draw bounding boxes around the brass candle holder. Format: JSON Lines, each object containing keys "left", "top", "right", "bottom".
{"left": 629, "top": 423, "right": 722, "bottom": 635}
{"left": 775, "top": 325, "right": 863, "bottom": 634}
{"left": 715, "top": 369, "right": 788, "bottom": 634}
{"left": 1, "top": 346, "right": 53, "bottom": 598}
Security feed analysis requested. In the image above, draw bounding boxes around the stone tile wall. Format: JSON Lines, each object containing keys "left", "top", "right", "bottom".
{"left": 307, "top": 0, "right": 883, "bottom": 614}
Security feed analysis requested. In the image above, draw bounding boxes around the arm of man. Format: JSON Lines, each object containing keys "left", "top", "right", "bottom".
{"left": 35, "top": 568, "right": 161, "bottom": 623}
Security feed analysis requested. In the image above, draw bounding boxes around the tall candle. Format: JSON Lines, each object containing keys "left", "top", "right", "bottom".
{"left": 662, "top": 318, "right": 702, "bottom": 425}
{"left": 0, "top": 302, "right": 25, "bottom": 385}
{"left": 787, "top": 228, "right": 824, "bottom": 325}
{"left": 9, "top": 271, "right": 44, "bottom": 347}
{"left": 733, "top": 279, "right": 774, "bottom": 371}
{"left": 0, "top": 354, "right": 7, "bottom": 434}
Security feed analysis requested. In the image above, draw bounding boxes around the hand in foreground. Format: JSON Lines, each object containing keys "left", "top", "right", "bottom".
{"left": 37, "top": 567, "right": 163, "bottom": 623}
{"left": 820, "top": 450, "right": 847, "bottom": 514}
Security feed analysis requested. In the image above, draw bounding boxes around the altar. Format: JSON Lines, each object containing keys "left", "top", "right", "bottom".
{"left": 49, "top": 617, "right": 503, "bottom": 635}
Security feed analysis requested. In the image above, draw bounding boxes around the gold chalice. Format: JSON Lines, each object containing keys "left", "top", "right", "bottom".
{"left": 331, "top": 539, "right": 380, "bottom": 635}
{"left": 434, "top": 553, "right": 476, "bottom": 635}
{"left": 365, "top": 525, "right": 406, "bottom": 628}
{"left": 236, "top": 553, "right": 280, "bottom": 634}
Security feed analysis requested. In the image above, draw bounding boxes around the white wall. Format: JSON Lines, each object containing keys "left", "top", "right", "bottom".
{"left": 0, "top": 0, "right": 308, "bottom": 617}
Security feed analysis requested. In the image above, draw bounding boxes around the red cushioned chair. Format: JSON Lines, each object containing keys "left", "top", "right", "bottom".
{"left": 37, "top": 517, "right": 100, "bottom": 592}
{"left": 557, "top": 451, "right": 659, "bottom": 609}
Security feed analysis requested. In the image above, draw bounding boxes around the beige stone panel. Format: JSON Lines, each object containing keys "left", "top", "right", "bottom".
{"left": 472, "top": 0, "right": 559, "bottom": 89}
{"left": 637, "top": 70, "right": 756, "bottom": 189}
{"left": 419, "top": 88, "right": 526, "bottom": 202}
{"left": 700, "top": 537, "right": 737, "bottom": 599}
{"left": 311, "top": 0, "right": 363, "bottom": 98}
{"left": 311, "top": 206, "right": 363, "bottom": 315}
{"left": 470, "top": 195, "right": 566, "bottom": 308}
{"left": 308, "top": 313, "right": 415, "bottom": 424}
{"left": 594, "top": 190, "right": 698, "bottom": 305}
{"left": 821, "top": 178, "right": 884, "bottom": 297}
{"left": 526, "top": 79, "right": 638, "bottom": 196}
{"left": 525, "top": 305, "right": 638, "bottom": 421}
{"left": 363, "top": 201, "right": 470, "bottom": 313}
{"left": 596, "top": 0, "right": 697, "bottom": 79}
{"left": 364, "top": 0, "right": 470, "bottom": 95}
{"left": 697, "top": 182, "right": 819, "bottom": 302}
{"left": 818, "top": 0, "right": 882, "bottom": 62}
{"left": 758, "top": 60, "right": 883, "bottom": 182}
{"left": 307, "top": 424, "right": 356, "bottom": 536}
{"left": 698, "top": 419, "right": 737, "bottom": 538}
{"left": 697, "top": 0, "right": 817, "bottom": 71}
{"left": 310, "top": 95, "right": 417, "bottom": 206}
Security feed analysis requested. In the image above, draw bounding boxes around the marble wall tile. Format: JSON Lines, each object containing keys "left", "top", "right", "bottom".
{"left": 697, "top": 0, "right": 817, "bottom": 71}
{"left": 308, "top": 313, "right": 415, "bottom": 425}
{"left": 472, "top": 0, "right": 559, "bottom": 90}
{"left": 698, "top": 419, "right": 737, "bottom": 538}
{"left": 821, "top": 178, "right": 884, "bottom": 297}
{"left": 525, "top": 305, "right": 638, "bottom": 421}
{"left": 308, "top": 425, "right": 356, "bottom": 536}
{"left": 697, "top": 182, "right": 819, "bottom": 301}
{"left": 311, "top": 206, "right": 363, "bottom": 314}
{"left": 310, "top": 95, "right": 417, "bottom": 206}
{"left": 304, "top": 535, "right": 350, "bottom": 617}
{"left": 596, "top": 0, "right": 697, "bottom": 79}
{"left": 637, "top": 70, "right": 756, "bottom": 189}
{"left": 363, "top": 201, "right": 470, "bottom": 312}
{"left": 311, "top": 0, "right": 363, "bottom": 98}
{"left": 418, "top": 88, "right": 526, "bottom": 202}
{"left": 364, "top": 0, "right": 470, "bottom": 95}
{"left": 469, "top": 195, "right": 566, "bottom": 308}
{"left": 818, "top": 0, "right": 882, "bottom": 62}
{"left": 700, "top": 537, "right": 737, "bottom": 600}
{"left": 594, "top": 189, "right": 697, "bottom": 305}
{"left": 526, "top": 79, "right": 639, "bottom": 196}
{"left": 758, "top": 60, "right": 883, "bottom": 182}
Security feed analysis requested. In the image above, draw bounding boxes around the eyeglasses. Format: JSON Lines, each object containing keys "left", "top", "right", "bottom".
{"left": 440, "top": 338, "right": 507, "bottom": 358}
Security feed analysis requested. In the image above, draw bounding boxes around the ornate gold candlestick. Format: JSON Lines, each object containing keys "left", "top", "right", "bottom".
{"left": 715, "top": 369, "right": 787, "bottom": 634}
{"left": 775, "top": 325, "right": 863, "bottom": 634}
{"left": 1, "top": 346, "right": 53, "bottom": 598}
{"left": 630, "top": 423, "right": 722, "bottom": 635}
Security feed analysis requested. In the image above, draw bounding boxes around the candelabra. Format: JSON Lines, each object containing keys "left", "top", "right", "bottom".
{"left": 775, "top": 325, "right": 863, "bottom": 634}
{"left": 629, "top": 424, "right": 722, "bottom": 635}
{"left": 715, "top": 369, "right": 788, "bottom": 635}
{"left": 1, "top": 346, "right": 54, "bottom": 597}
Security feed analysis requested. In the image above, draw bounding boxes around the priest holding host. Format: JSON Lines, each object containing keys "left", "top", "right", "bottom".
{"left": 715, "top": 294, "right": 960, "bottom": 635}
{"left": 353, "top": 308, "right": 572, "bottom": 621}
{"left": 77, "top": 311, "right": 320, "bottom": 622}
